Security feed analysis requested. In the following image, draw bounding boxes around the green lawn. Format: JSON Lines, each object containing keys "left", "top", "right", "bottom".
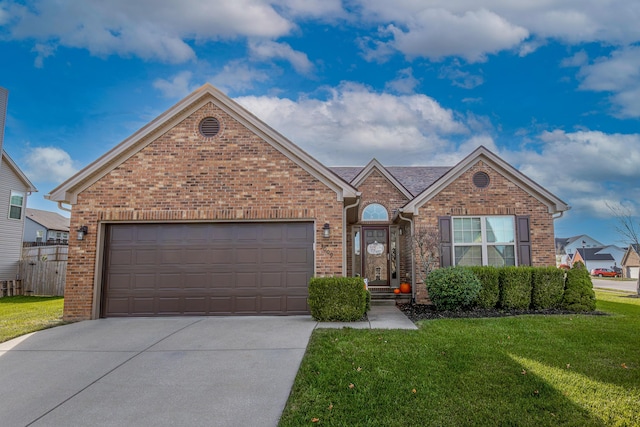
{"left": 280, "top": 290, "right": 640, "bottom": 426}
{"left": 0, "top": 296, "right": 65, "bottom": 343}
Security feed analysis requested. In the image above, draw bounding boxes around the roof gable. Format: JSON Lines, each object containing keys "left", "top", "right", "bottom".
{"left": 401, "top": 146, "right": 570, "bottom": 215}
{"left": 350, "top": 159, "right": 413, "bottom": 199}
{"left": 47, "top": 84, "right": 357, "bottom": 204}
{"left": 2, "top": 151, "right": 37, "bottom": 192}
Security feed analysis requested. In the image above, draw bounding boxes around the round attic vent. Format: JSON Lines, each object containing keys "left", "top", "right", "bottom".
{"left": 473, "top": 171, "right": 490, "bottom": 188}
{"left": 199, "top": 117, "right": 220, "bottom": 137}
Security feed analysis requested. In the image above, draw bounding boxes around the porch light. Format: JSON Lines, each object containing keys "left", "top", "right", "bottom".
{"left": 322, "top": 223, "right": 330, "bottom": 238}
{"left": 77, "top": 225, "right": 88, "bottom": 241}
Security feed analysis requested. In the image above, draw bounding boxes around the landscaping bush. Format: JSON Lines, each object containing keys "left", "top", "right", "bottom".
{"left": 499, "top": 267, "right": 533, "bottom": 310}
{"left": 562, "top": 262, "right": 596, "bottom": 312}
{"left": 308, "top": 277, "right": 369, "bottom": 321}
{"left": 425, "top": 267, "right": 481, "bottom": 311}
{"left": 531, "top": 266, "right": 566, "bottom": 309}
{"left": 467, "top": 266, "right": 500, "bottom": 309}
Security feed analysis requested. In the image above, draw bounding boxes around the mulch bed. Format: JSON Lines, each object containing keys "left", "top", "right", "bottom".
{"left": 398, "top": 303, "right": 608, "bottom": 323}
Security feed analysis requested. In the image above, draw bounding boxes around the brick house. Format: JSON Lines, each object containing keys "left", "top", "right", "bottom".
{"left": 47, "top": 84, "right": 570, "bottom": 321}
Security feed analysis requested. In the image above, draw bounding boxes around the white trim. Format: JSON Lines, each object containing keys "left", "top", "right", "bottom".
{"left": 403, "top": 146, "right": 570, "bottom": 215}
{"left": 46, "top": 84, "right": 357, "bottom": 204}
{"left": 351, "top": 159, "right": 413, "bottom": 200}
{"left": 452, "top": 215, "right": 517, "bottom": 267}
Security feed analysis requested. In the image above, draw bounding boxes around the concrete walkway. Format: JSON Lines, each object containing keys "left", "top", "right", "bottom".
{"left": 316, "top": 302, "right": 418, "bottom": 330}
{"left": 0, "top": 305, "right": 416, "bottom": 427}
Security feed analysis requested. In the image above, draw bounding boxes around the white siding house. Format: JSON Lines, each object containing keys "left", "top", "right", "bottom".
{"left": 0, "top": 87, "right": 38, "bottom": 281}
{"left": 0, "top": 151, "right": 37, "bottom": 280}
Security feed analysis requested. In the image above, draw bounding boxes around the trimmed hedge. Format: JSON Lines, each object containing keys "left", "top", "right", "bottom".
{"left": 467, "top": 266, "right": 500, "bottom": 309}
{"left": 308, "top": 277, "right": 369, "bottom": 321}
{"left": 425, "top": 267, "right": 481, "bottom": 311}
{"left": 499, "top": 267, "right": 533, "bottom": 310}
{"left": 562, "top": 262, "right": 596, "bottom": 312}
{"left": 531, "top": 266, "right": 565, "bottom": 309}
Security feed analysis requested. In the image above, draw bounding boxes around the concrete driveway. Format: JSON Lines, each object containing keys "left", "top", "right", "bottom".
{"left": 0, "top": 316, "right": 317, "bottom": 427}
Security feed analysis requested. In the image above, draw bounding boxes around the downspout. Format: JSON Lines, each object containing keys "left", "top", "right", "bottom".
{"left": 343, "top": 196, "right": 361, "bottom": 276}
{"left": 398, "top": 209, "right": 415, "bottom": 303}
{"left": 57, "top": 202, "right": 72, "bottom": 213}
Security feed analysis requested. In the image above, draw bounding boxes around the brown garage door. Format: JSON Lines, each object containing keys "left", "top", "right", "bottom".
{"left": 102, "top": 222, "right": 314, "bottom": 317}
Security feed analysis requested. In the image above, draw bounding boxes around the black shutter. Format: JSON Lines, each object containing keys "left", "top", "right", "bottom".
{"left": 516, "top": 215, "right": 532, "bottom": 266}
{"left": 439, "top": 216, "right": 452, "bottom": 267}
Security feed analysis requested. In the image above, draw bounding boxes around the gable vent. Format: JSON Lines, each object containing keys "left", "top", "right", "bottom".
{"left": 199, "top": 117, "right": 220, "bottom": 137}
{"left": 473, "top": 171, "right": 490, "bottom": 188}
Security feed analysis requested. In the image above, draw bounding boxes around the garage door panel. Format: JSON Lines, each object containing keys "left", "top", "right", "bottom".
{"left": 103, "top": 222, "right": 313, "bottom": 316}
{"left": 261, "top": 272, "right": 283, "bottom": 288}
{"left": 236, "top": 272, "right": 257, "bottom": 288}
{"left": 109, "top": 249, "right": 134, "bottom": 266}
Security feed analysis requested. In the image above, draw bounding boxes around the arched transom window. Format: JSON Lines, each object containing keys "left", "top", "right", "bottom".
{"left": 362, "top": 203, "right": 389, "bottom": 221}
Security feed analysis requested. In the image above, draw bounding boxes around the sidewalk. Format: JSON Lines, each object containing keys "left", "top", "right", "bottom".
{"left": 315, "top": 302, "right": 418, "bottom": 330}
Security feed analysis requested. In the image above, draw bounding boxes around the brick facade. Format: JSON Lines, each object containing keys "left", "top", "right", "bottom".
{"left": 64, "top": 102, "right": 344, "bottom": 321}
{"left": 412, "top": 160, "right": 556, "bottom": 304}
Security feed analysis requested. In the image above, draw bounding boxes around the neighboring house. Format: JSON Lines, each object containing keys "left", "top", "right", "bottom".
{"left": 23, "top": 208, "right": 71, "bottom": 244}
{"left": 555, "top": 235, "right": 604, "bottom": 257}
{"left": 621, "top": 244, "right": 640, "bottom": 279}
{"left": 47, "top": 84, "right": 570, "bottom": 321}
{"left": 0, "top": 87, "right": 38, "bottom": 281}
{"left": 0, "top": 151, "right": 37, "bottom": 280}
{"left": 570, "top": 247, "right": 619, "bottom": 272}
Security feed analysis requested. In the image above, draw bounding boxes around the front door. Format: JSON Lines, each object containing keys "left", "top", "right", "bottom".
{"left": 362, "top": 227, "right": 389, "bottom": 287}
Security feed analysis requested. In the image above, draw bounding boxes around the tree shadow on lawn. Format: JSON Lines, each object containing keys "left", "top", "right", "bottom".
{"left": 0, "top": 296, "right": 63, "bottom": 305}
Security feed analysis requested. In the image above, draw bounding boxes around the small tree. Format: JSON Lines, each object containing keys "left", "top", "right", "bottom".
{"left": 411, "top": 226, "right": 440, "bottom": 285}
{"left": 607, "top": 203, "right": 640, "bottom": 296}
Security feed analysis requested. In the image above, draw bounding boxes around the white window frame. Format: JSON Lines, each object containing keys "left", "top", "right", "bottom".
{"left": 362, "top": 203, "right": 389, "bottom": 221}
{"left": 8, "top": 190, "right": 25, "bottom": 220}
{"left": 452, "top": 216, "right": 517, "bottom": 267}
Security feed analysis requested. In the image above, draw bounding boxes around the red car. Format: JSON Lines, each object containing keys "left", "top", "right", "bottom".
{"left": 590, "top": 268, "right": 621, "bottom": 278}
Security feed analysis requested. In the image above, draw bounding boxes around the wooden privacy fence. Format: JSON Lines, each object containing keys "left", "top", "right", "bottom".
{"left": 19, "top": 260, "right": 66, "bottom": 297}
{"left": 22, "top": 245, "right": 68, "bottom": 262}
{"left": 0, "top": 280, "right": 22, "bottom": 297}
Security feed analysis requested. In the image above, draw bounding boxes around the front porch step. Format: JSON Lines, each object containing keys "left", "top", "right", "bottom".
{"left": 369, "top": 287, "right": 411, "bottom": 304}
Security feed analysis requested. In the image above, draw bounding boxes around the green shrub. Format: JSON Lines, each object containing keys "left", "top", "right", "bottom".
{"left": 563, "top": 263, "right": 596, "bottom": 312}
{"left": 467, "top": 266, "right": 500, "bottom": 309}
{"left": 425, "top": 267, "right": 482, "bottom": 311}
{"left": 499, "top": 267, "right": 533, "bottom": 309}
{"left": 531, "top": 267, "right": 565, "bottom": 309}
{"left": 308, "top": 277, "right": 369, "bottom": 321}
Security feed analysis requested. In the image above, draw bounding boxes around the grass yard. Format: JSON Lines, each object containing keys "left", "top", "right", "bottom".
{"left": 0, "top": 296, "right": 65, "bottom": 343}
{"left": 280, "top": 290, "right": 640, "bottom": 426}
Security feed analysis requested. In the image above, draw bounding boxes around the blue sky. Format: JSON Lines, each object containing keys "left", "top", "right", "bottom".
{"left": 1, "top": 0, "right": 639, "bottom": 246}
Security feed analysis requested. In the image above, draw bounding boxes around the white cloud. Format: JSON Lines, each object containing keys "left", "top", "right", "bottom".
{"left": 561, "top": 50, "right": 588, "bottom": 68}
{"left": 385, "top": 68, "right": 420, "bottom": 94}
{"left": 248, "top": 40, "right": 314, "bottom": 74}
{"left": 3, "top": 0, "right": 295, "bottom": 63}
{"left": 274, "top": 0, "right": 344, "bottom": 18}
{"left": 438, "top": 63, "right": 484, "bottom": 89}
{"left": 384, "top": 9, "right": 529, "bottom": 62}
{"left": 208, "top": 60, "right": 271, "bottom": 93}
{"left": 23, "top": 146, "right": 78, "bottom": 183}
{"left": 577, "top": 46, "right": 640, "bottom": 118}
{"left": 510, "top": 129, "right": 640, "bottom": 217}
{"left": 153, "top": 71, "right": 194, "bottom": 98}
{"left": 235, "top": 82, "right": 470, "bottom": 165}
{"left": 354, "top": 1, "right": 640, "bottom": 61}
{"left": 31, "top": 43, "right": 56, "bottom": 68}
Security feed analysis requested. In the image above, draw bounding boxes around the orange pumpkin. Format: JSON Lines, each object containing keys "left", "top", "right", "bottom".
{"left": 393, "top": 288, "right": 401, "bottom": 294}
{"left": 399, "top": 283, "right": 411, "bottom": 294}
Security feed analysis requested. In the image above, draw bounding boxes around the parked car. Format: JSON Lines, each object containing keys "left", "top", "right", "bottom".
{"left": 590, "top": 268, "right": 621, "bottom": 277}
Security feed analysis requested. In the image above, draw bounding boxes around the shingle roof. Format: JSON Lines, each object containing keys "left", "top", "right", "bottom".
{"left": 576, "top": 247, "right": 615, "bottom": 262}
{"left": 25, "top": 208, "right": 70, "bottom": 232}
{"left": 330, "top": 166, "right": 452, "bottom": 196}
